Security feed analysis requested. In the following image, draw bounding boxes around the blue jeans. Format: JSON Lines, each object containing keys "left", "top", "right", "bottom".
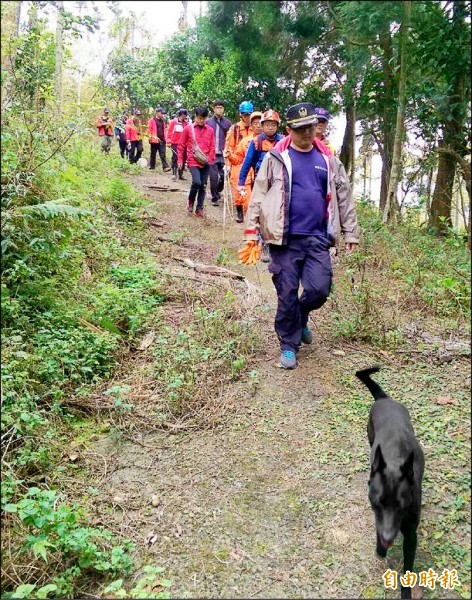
{"left": 268, "top": 235, "right": 333, "bottom": 351}
{"left": 188, "top": 165, "right": 210, "bottom": 209}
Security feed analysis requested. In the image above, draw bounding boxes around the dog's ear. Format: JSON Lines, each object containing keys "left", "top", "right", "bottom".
{"left": 400, "top": 451, "right": 415, "bottom": 482}
{"left": 371, "top": 445, "right": 386, "bottom": 475}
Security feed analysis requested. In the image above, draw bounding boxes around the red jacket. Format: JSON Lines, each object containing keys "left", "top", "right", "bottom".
{"left": 96, "top": 115, "right": 114, "bottom": 136}
{"left": 178, "top": 122, "right": 216, "bottom": 168}
{"left": 125, "top": 117, "right": 144, "bottom": 142}
{"left": 147, "top": 117, "right": 167, "bottom": 144}
{"left": 167, "top": 117, "right": 188, "bottom": 145}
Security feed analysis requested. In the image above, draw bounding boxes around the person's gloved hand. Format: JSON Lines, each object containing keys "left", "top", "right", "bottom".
{"left": 237, "top": 240, "right": 261, "bottom": 266}
{"left": 127, "top": 141, "right": 132, "bottom": 151}
{"left": 238, "top": 186, "right": 246, "bottom": 197}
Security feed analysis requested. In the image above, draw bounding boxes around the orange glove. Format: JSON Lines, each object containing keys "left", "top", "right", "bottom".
{"left": 237, "top": 240, "right": 261, "bottom": 266}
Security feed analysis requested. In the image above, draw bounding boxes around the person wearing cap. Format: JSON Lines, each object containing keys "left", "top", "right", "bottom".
{"left": 126, "top": 109, "right": 145, "bottom": 164}
{"left": 148, "top": 107, "right": 171, "bottom": 172}
{"left": 237, "top": 109, "right": 284, "bottom": 218}
{"left": 114, "top": 112, "right": 129, "bottom": 159}
{"left": 226, "top": 111, "right": 263, "bottom": 219}
{"left": 96, "top": 107, "right": 114, "bottom": 154}
{"left": 206, "top": 100, "right": 232, "bottom": 207}
{"left": 241, "top": 102, "right": 360, "bottom": 370}
{"left": 167, "top": 108, "right": 189, "bottom": 181}
{"left": 223, "top": 101, "right": 254, "bottom": 219}
{"left": 177, "top": 106, "right": 216, "bottom": 218}
{"left": 314, "top": 107, "right": 337, "bottom": 155}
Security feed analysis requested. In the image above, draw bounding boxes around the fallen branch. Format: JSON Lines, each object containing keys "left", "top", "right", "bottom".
{"left": 175, "top": 257, "right": 246, "bottom": 280}
{"left": 146, "top": 185, "right": 187, "bottom": 192}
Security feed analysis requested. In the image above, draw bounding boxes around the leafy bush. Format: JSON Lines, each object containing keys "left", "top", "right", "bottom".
{"left": 2, "top": 488, "right": 135, "bottom": 598}
{"left": 330, "top": 200, "right": 471, "bottom": 346}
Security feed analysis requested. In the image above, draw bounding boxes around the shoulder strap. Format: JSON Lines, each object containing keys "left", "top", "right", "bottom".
{"left": 233, "top": 124, "right": 240, "bottom": 144}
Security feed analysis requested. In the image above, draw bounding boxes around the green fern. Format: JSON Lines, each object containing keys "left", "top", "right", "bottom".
{"left": 19, "top": 201, "right": 89, "bottom": 219}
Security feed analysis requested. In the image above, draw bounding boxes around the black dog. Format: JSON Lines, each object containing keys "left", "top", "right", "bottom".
{"left": 356, "top": 366, "right": 425, "bottom": 599}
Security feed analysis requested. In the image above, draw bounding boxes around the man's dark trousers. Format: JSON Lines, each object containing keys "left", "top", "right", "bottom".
{"left": 150, "top": 142, "right": 169, "bottom": 170}
{"left": 209, "top": 156, "right": 224, "bottom": 203}
{"left": 268, "top": 235, "right": 332, "bottom": 352}
{"left": 189, "top": 165, "right": 210, "bottom": 209}
{"left": 129, "top": 140, "right": 143, "bottom": 163}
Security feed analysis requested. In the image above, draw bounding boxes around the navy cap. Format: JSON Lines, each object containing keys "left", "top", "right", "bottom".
{"left": 104, "top": 107, "right": 110, "bottom": 113}
{"left": 286, "top": 102, "right": 318, "bottom": 129}
{"left": 314, "top": 107, "right": 330, "bottom": 121}
{"left": 155, "top": 107, "right": 165, "bottom": 113}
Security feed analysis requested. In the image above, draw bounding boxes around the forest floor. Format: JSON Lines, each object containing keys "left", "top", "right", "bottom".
{"left": 78, "top": 168, "right": 470, "bottom": 599}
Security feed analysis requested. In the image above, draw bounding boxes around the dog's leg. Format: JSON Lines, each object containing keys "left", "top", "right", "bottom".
{"left": 400, "top": 518, "right": 418, "bottom": 599}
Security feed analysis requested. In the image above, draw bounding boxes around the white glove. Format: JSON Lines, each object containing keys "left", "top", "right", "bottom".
{"left": 238, "top": 187, "right": 246, "bottom": 198}
{"left": 127, "top": 141, "right": 132, "bottom": 151}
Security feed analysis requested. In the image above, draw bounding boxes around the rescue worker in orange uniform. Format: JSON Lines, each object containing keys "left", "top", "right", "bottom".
{"left": 223, "top": 101, "right": 254, "bottom": 223}
{"left": 226, "top": 111, "right": 262, "bottom": 219}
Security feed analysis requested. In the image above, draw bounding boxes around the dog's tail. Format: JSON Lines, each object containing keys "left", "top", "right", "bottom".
{"left": 355, "top": 366, "right": 389, "bottom": 401}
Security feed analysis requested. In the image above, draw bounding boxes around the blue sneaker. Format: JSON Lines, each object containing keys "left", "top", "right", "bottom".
{"left": 280, "top": 350, "right": 297, "bottom": 369}
{"left": 301, "top": 326, "right": 313, "bottom": 344}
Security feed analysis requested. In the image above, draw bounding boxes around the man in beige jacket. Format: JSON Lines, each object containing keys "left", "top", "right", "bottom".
{"left": 242, "top": 102, "right": 360, "bottom": 369}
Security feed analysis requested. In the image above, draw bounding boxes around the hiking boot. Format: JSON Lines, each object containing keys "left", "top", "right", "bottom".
{"left": 171, "top": 174, "right": 176, "bottom": 181}
{"left": 187, "top": 199, "right": 194, "bottom": 213}
{"left": 195, "top": 207, "right": 204, "bottom": 218}
{"left": 235, "top": 205, "right": 244, "bottom": 223}
{"left": 212, "top": 200, "right": 220, "bottom": 207}
{"left": 261, "top": 243, "right": 270, "bottom": 263}
{"left": 280, "top": 350, "right": 297, "bottom": 370}
{"left": 301, "top": 326, "right": 313, "bottom": 345}
{"left": 163, "top": 166, "right": 172, "bottom": 172}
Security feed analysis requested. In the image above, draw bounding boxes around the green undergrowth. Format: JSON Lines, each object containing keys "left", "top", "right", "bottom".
{"left": 330, "top": 199, "right": 471, "bottom": 349}
{"left": 1, "top": 130, "right": 263, "bottom": 596}
{"left": 1, "top": 138, "right": 179, "bottom": 597}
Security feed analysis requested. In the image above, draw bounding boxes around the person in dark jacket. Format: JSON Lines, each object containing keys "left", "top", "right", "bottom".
{"left": 148, "top": 108, "right": 171, "bottom": 172}
{"left": 114, "top": 113, "right": 128, "bottom": 158}
{"left": 206, "top": 100, "right": 232, "bottom": 206}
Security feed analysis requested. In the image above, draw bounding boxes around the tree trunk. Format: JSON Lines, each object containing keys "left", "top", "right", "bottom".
{"left": 339, "top": 103, "right": 356, "bottom": 179}
{"left": 378, "top": 30, "right": 396, "bottom": 212}
{"left": 179, "top": 1, "right": 188, "bottom": 30}
{"left": 54, "top": 1, "right": 64, "bottom": 105}
{"left": 429, "top": 144, "right": 456, "bottom": 230}
{"left": 383, "top": 0, "right": 411, "bottom": 223}
{"left": 429, "top": 1, "right": 469, "bottom": 234}
{"left": 1, "top": 1, "right": 22, "bottom": 110}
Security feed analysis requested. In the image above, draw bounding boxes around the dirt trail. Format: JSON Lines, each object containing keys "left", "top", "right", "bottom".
{"left": 85, "top": 170, "right": 468, "bottom": 599}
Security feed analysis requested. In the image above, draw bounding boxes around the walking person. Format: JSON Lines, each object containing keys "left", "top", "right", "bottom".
{"left": 226, "top": 111, "right": 262, "bottom": 218}
{"left": 314, "top": 107, "right": 337, "bottom": 155}
{"left": 206, "top": 100, "right": 232, "bottom": 207}
{"left": 148, "top": 107, "right": 171, "bottom": 172}
{"left": 114, "top": 112, "right": 128, "bottom": 158}
{"left": 96, "top": 107, "right": 114, "bottom": 154}
{"left": 177, "top": 106, "right": 215, "bottom": 218}
{"left": 223, "top": 101, "right": 254, "bottom": 222}
{"left": 167, "top": 108, "right": 188, "bottom": 181}
{"left": 126, "top": 109, "right": 144, "bottom": 164}
{"left": 240, "top": 102, "right": 360, "bottom": 370}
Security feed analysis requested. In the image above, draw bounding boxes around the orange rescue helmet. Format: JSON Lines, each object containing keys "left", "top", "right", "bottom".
{"left": 249, "top": 111, "right": 263, "bottom": 122}
{"left": 261, "top": 109, "right": 280, "bottom": 124}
